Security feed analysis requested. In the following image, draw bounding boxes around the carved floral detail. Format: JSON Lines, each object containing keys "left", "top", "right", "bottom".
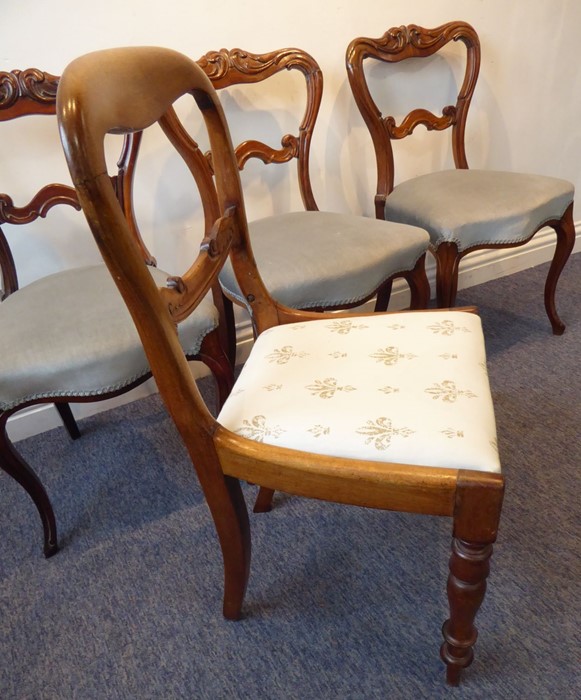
{"left": 198, "top": 47, "right": 318, "bottom": 84}
{"left": 0, "top": 68, "right": 58, "bottom": 110}
{"left": 370, "top": 23, "right": 478, "bottom": 58}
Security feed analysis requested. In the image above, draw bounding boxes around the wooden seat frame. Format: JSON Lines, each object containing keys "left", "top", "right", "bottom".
{"left": 0, "top": 68, "right": 233, "bottom": 558}
{"left": 346, "top": 21, "right": 575, "bottom": 334}
{"left": 57, "top": 46, "right": 504, "bottom": 685}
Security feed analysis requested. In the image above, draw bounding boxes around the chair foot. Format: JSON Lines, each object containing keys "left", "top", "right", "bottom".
{"left": 444, "top": 663, "right": 462, "bottom": 686}
{"left": 253, "top": 487, "right": 275, "bottom": 513}
{"left": 545, "top": 203, "right": 575, "bottom": 335}
{"left": 1, "top": 416, "right": 58, "bottom": 557}
{"left": 45, "top": 540, "right": 59, "bottom": 558}
{"left": 440, "top": 538, "right": 494, "bottom": 684}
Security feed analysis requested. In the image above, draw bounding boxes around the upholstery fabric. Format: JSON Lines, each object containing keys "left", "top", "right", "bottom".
{"left": 218, "top": 310, "right": 500, "bottom": 473}
{"left": 384, "top": 169, "right": 574, "bottom": 252}
{"left": 219, "top": 211, "right": 429, "bottom": 309}
{"left": 0, "top": 264, "right": 219, "bottom": 411}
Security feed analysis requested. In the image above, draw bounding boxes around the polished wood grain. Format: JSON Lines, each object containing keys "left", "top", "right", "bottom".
{"left": 58, "top": 46, "right": 505, "bottom": 683}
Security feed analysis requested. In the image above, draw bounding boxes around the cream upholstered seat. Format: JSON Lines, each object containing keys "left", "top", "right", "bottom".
{"left": 0, "top": 67, "right": 232, "bottom": 559}
{"left": 197, "top": 47, "right": 431, "bottom": 362}
{"left": 58, "top": 45, "right": 505, "bottom": 685}
{"left": 219, "top": 310, "right": 499, "bottom": 473}
{"left": 346, "top": 22, "right": 575, "bottom": 334}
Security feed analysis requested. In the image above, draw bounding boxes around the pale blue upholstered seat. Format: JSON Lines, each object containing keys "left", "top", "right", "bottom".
{"left": 0, "top": 264, "right": 219, "bottom": 411}
{"left": 219, "top": 211, "right": 429, "bottom": 311}
{"left": 385, "top": 170, "right": 573, "bottom": 252}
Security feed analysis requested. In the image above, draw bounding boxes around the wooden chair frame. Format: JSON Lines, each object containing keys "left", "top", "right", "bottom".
{"left": 346, "top": 21, "right": 575, "bottom": 334}
{"left": 0, "top": 67, "right": 233, "bottom": 558}
{"left": 57, "top": 46, "right": 504, "bottom": 684}
{"left": 196, "top": 47, "right": 430, "bottom": 363}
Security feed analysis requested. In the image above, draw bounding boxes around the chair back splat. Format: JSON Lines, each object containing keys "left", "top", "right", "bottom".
{"left": 197, "top": 47, "right": 322, "bottom": 211}
{"left": 0, "top": 63, "right": 232, "bottom": 560}
{"left": 346, "top": 21, "right": 575, "bottom": 333}
{"left": 58, "top": 46, "right": 505, "bottom": 685}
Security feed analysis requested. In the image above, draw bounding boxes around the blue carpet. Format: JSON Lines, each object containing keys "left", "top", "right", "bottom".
{"left": 1, "top": 255, "right": 580, "bottom": 699}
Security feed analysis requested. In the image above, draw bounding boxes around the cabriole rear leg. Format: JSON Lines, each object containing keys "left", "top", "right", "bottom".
{"left": 0, "top": 413, "right": 58, "bottom": 557}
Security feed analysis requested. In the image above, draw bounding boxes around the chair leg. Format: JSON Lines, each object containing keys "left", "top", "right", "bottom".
{"left": 253, "top": 486, "right": 275, "bottom": 513}
{"left": 220, "top": 475, "right": 251, "bottom": 619}
{"left": 405, "top": 253, "right": 431, "bottom": 309}
{"left": 434, "top": 243, "right": 462, "bottom": 308}
{"left": 55, "top": 403, "right": 81, "bottom": 440}
{"left": 374, "top": 280, "right": 393, "bottom": 312}
{"left": 197, "top": 329, "right": 235, "bottom": 411}
{"left": 545, "top": 202, "right": 575, "bottom": 335}
{"left": 440, "top": 538, "right": 493, "bottom": 685}
{"left": 441, "top": 470, "right": 504, "bottom": 684}
{"left": 221, "top": 292, "right": 238, "bottom": 368}
{"left": 0, "top": 414, "right": 58, "bottom": 557}
{"left": 195, "top": 468, "right": 251, "bottom": 620}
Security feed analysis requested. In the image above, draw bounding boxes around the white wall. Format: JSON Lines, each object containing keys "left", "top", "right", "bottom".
{"left": 3, "top": 0, "right": 581, "bottom": 279}
{"left": 3, "top": 0, "right": 581, "bottom": 439}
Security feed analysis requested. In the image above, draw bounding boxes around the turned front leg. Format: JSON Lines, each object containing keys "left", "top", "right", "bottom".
{"left": 443, "top": 470, "right": 504, "bottom": 685}
{"left": 441, "top": 538, "right": 493, "bottom": 685}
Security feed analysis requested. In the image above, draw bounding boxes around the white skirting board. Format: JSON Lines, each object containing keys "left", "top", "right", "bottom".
{"left": 7, "top": 224, "right": 581, "bottom": 443}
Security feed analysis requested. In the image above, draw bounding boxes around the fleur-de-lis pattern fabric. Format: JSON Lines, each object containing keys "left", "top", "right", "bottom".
{"left": 218, "top": 311, "right": 500, "bottom": 473}
{"left": 369, "top": 346, "right": 417, "bottom": 366}
{"left": 305, "top": 378, "right": 357, "bottom": 399}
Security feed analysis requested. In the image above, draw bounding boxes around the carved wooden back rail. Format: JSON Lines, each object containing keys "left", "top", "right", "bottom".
{"left": 0, "top": 67, "right": 152, "bottom": 301}
{"left": 346, "top": 21, "right": 480, "bottom": 216}
{"left": 197, "top": 48, "right": 323, "bottom": 211}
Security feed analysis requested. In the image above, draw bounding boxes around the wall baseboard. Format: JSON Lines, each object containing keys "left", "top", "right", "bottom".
{"left": 8, "top": 224, "right": 580, "bottom": 443}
